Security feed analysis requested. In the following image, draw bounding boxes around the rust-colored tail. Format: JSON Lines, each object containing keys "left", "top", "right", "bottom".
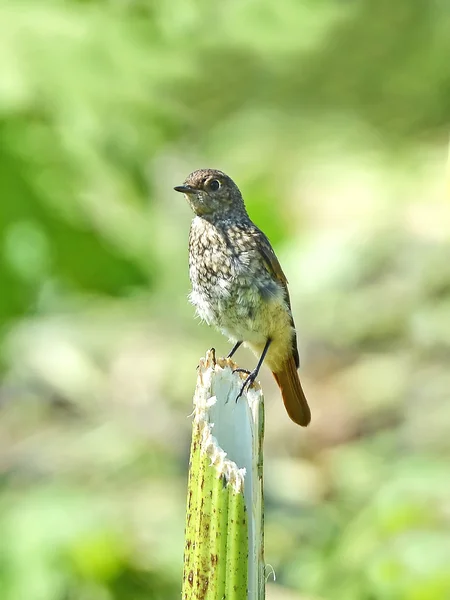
{"left": 272, "top": 355, "right": 311, "bottom": 426}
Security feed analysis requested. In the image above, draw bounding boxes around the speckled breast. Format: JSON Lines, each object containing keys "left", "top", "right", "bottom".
{"left": 188, "top": 216, "right": 282, "bottom": 333}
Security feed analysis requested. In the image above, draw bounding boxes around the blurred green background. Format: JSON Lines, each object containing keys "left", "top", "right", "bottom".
{"left": 1, "top": 1, "right": 450, "bottom": 599}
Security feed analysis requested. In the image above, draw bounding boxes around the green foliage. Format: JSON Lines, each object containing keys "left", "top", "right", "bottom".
{"left": 1, "top": 1, "right": 449, "bottom": 599}
{"left": 288, "top": 454, "right": 450, "bottom": 600}
{"left": 1, "top": 0, "right": 449, "bottom": 328}
{"left": 0, "top": 486, "right": 179, "bottom": 600}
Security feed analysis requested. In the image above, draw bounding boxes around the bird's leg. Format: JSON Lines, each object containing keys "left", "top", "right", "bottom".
{"left": 231, "top": 341, "right": 249, "bottom": 374}
{"left": 227, "top": 340, "right": 243, "bottom": 359}
{"left": 235, "top": 338, "right": 272, "bottom": 402}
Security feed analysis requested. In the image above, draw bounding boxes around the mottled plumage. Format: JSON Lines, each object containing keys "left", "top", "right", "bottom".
{"left": 175, "top": 168, "right": 311, "bottom": 426}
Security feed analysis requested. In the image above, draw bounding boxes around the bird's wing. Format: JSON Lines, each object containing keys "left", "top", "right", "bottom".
{"left": 252, "top": 228, "right": 300, "bottom": 368}
{"left": 253, "top": 229, "right": 289, "bottom": 286}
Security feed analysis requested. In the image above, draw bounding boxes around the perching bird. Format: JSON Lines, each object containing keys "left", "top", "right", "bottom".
{"left": 174, "top": 169, "right": 311, "bottom": 426}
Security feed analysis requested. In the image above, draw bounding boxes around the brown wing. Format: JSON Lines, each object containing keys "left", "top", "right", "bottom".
{"left": 252, "top": 228, "right": 300, "bottom": 368}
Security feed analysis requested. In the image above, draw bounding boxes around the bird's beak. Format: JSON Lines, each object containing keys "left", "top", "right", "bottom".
{"left": 174, "top": 185, "right": 197, "bottom": 194}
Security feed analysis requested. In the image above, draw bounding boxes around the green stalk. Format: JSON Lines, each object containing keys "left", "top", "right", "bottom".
{"left": 182, "top": 349, "right": 265, "bottom": 600}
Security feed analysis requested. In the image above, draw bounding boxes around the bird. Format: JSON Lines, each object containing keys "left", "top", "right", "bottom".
{"left": 174, "top": 168, "right": 311, "bottom": 426}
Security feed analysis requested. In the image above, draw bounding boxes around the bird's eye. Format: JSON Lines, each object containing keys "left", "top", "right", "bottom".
{"left": 208, "top": 179, "right": 220, "bottom": 191}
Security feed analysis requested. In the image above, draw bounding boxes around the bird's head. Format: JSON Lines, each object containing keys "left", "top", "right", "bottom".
{"left": 174, "top": 169, "right": 245, "bottom": 218}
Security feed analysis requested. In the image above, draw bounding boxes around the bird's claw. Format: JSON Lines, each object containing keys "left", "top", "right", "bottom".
{"left": 235, "top": 369, "right": 258, "bottom": 402}
{"left": 232, "top": 367, "right": 251, "bottom": 375}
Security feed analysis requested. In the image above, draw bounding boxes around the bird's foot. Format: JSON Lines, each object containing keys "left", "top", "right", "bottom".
{"left": 232, "top": 367, "right": 251, "bottom": 375}
{"left": 235, "top": 368, "right": 258, "bottom": 402}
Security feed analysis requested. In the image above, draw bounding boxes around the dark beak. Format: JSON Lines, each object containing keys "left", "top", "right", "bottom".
{"left": 174, "top": 185, "right": 197, "bottom": 194}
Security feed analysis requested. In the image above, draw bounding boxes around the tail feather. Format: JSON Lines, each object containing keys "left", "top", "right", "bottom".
{"left": 272, "top": 355, "right": 311, "bottom": 427}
